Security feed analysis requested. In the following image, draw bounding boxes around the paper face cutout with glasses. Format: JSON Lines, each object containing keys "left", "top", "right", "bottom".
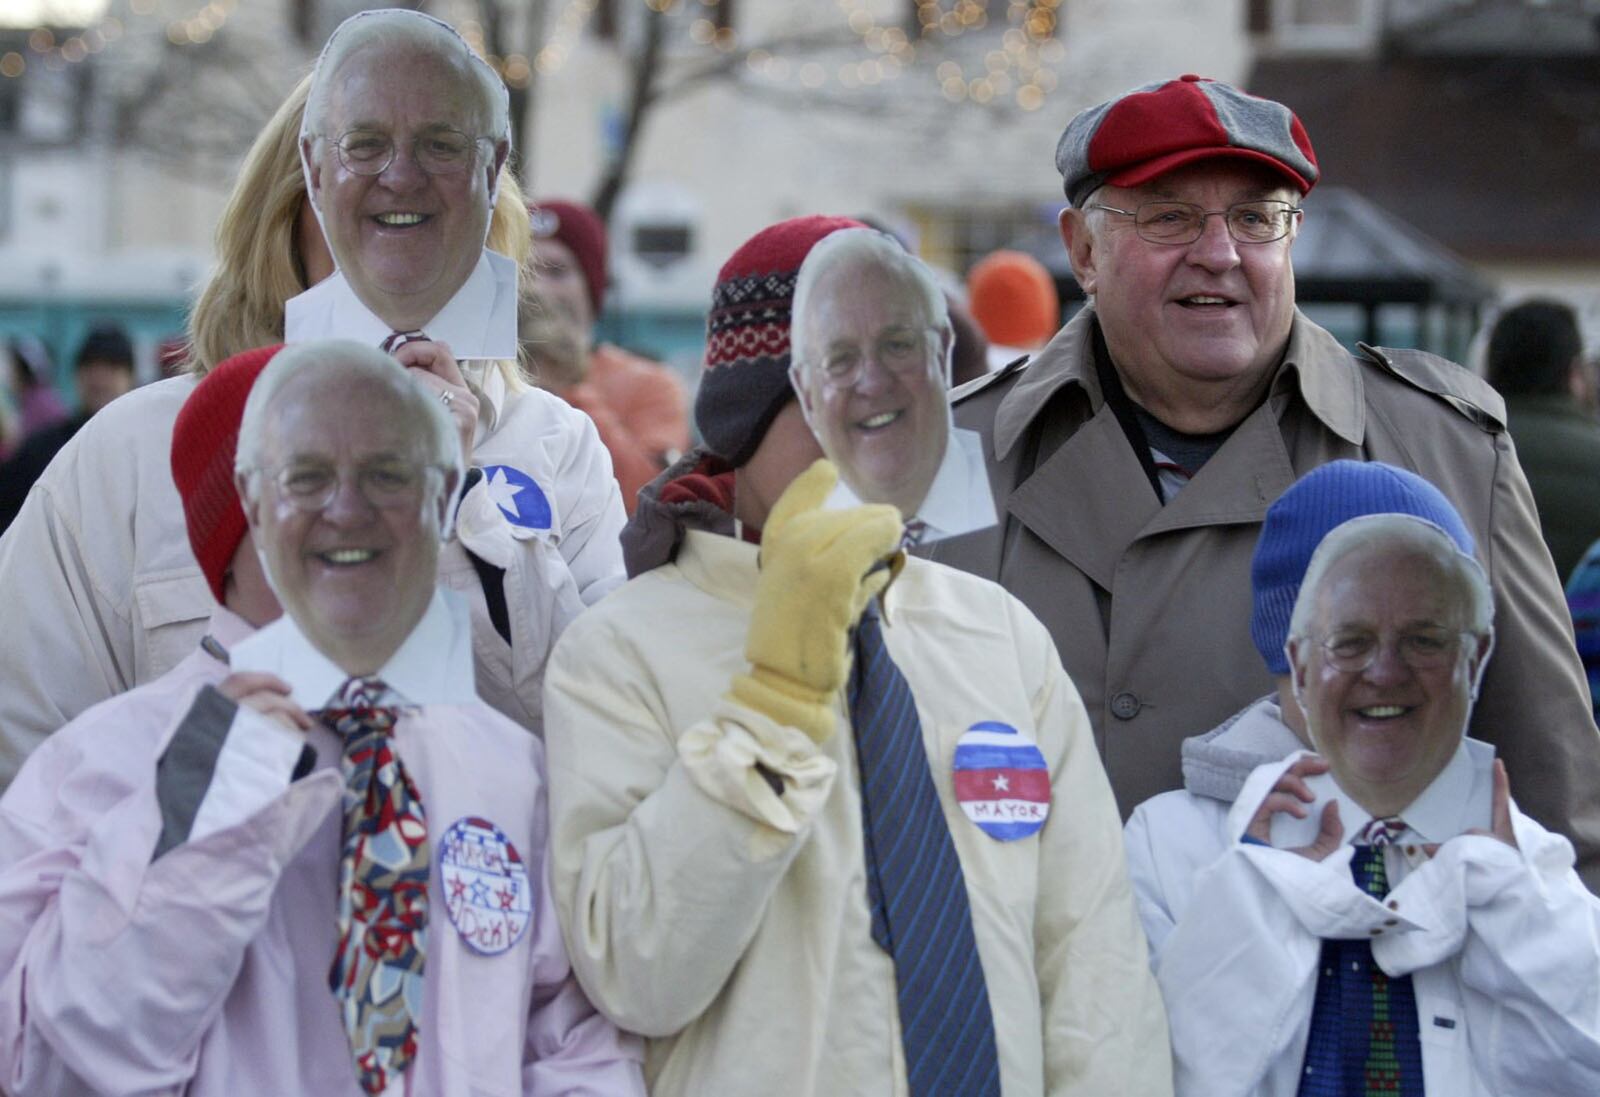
{"left": 287, "top": 9, "right": 518, "bottom": 359}
{"left": 789, "top": 229, "right": 997, "bottom": 545}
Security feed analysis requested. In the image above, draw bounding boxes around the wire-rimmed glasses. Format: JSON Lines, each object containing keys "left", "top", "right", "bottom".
{"left": 1091, "top": 200, "right": 1303, "bottom": 245}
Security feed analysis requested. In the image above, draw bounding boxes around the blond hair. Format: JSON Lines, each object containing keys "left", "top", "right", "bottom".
{"left": 186, "top": 79, "right": 532, "bottom": 391}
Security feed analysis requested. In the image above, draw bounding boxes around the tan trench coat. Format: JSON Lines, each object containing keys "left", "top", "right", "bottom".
{"left": 929, "top": 306, "right": 1600, "bottom": 888}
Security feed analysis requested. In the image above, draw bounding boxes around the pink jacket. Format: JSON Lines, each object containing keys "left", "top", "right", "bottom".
{"left": 0, "top": 608, "right": 643, "bottom": 1096}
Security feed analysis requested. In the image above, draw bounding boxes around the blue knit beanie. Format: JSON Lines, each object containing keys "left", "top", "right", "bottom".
{"left": 1251, "top": 461, "right": 1475, "bottom": 674}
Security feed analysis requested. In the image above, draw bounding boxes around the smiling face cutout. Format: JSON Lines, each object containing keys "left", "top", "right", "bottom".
{"left": 300, "top": 15, "right": 509, "bottom": 333}
{"left": 244, "top": 367, "right": 451, "bottom": 675}
{"left": 1287, "top": 521, "right": 1493, "bottom": 817}
{"left": 791, "top": 244, "right": 952, "bottom": 520}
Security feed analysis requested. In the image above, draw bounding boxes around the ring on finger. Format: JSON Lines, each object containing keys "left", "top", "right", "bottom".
{"left": 440, "top": 389, "right": 454, "bottom": 408}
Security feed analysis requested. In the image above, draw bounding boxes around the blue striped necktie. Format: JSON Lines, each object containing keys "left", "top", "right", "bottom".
{"left": 849, "top": 601, "right": 1001, "bottom": 1097}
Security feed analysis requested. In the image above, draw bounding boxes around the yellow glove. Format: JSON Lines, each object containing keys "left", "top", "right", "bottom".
{"left": 728, "top": 460, "right": 904, "bottom": 743}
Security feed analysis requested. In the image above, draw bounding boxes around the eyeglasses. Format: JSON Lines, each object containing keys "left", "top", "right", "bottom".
{"left": 1310, "top": 626, "right": 1476, "bottom": 674}
{"left": 327, "top": 127, "right": 489, "bottom": 176}
{"left": 256, "top": 458, "right": 442, "bottom": 513}
{"left": 1091, "top": 200, "right": 1302, "bottom": 245}
{"left": 810, "top": 327, "right": 937, "bottom": 390}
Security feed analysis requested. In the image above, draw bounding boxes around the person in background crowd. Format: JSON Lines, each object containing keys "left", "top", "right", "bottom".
{"left": 0, "top": 341, "right": 643, "bottom": 1096}
{"left": 1483, "top": 298, "right": 1600, "bottom": 582}
{"left": 928, "top": 73, "right": 1600, "bottom": 888}
{"left": 528, "top": 197, "right": 690, "bottom": 515}
{"left": 0, "top": 323, "right": 135, "bottom": 533}
{"left": 543, "top": 215, "right": 1169, "bottom": 1097}
{"left": 0, "top": 11, "right": 625, "bottom": 788}
{"left": 966, "top": 248, "right": 1061, "bottom": 372}
{"left": 0, "top": 335, "right": 69, "bottom": 460}
{"left": 1150, "top": 509, "right": 1600, "bottom": 1095}
{"left": 1569, "top": 538, "right": 1600, "bottom": 722}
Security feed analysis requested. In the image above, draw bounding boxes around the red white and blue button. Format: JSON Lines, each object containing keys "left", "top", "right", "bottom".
{"left": 952, "top": 721, "right": 1051, "bottom": 841}
{"left": 438, "top": 816, "right": 533, "bottom": 956}
{"left": 481, "top": 464, "right": 552, "bottom": 530}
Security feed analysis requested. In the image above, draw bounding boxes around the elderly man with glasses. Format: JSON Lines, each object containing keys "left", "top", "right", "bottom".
{"left": 0, "top": 341, "right": 642, "bottom": 1096}
{"left": 1145, "top": 506, "right": 1600, "bottom": 1095}
{"left": 929, "top": 74, "right": 1600, "bottom": 889}
{"left": 788, "top": 227, "right": 994, "bottom": 542}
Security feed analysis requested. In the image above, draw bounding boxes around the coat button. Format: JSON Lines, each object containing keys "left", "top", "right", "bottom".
{"left": 1110, "top": 692, "right": 1142, "bottom": 720}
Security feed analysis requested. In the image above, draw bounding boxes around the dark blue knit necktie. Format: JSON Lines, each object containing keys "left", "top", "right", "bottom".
{"left": 850, "top": 601, "right": 1001, "bottom": 1097}
{"left": 1297, "top": 827, "right": 1423, "bottom": 1097}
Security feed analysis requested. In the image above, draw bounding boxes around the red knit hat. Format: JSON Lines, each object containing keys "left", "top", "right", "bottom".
{"left": 529, "top": 199, "right": 608, "bottom": 314}
{"left": 966, "top": 250, "right": 1060, "bottom": 349}
{"left": 171, "top": 345, "right": 283, "bottom": 603}
{"left": 694, "top": 215, "right": 864, "bottom": 466}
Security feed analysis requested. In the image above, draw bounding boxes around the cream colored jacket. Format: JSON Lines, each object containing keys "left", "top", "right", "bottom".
{"left": 0, "top": 367, "right": 625, "bottom": 783}
{"left": 543, "top": 530, "right": 1171, "bottom": 1097}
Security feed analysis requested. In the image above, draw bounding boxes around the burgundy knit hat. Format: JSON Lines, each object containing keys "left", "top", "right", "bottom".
{"left": 694, "top": 215, "right": 864, "bottom": 466}
{"left": 1056, "top": 74, "right": 1319, "bottom": 207}
{"left": 529, "top": 199, "right": 608, "bottom": 314}
{"left": 171, "top": 345, "right": 283, "bottom": 603}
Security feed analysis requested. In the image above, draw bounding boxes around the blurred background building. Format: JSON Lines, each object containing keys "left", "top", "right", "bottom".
{"left": 0, "top": 0, "right": 1595, "bottom": 391}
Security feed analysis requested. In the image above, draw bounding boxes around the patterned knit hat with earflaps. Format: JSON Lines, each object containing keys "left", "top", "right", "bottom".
{"left": 694, "top": 215, "right": 865, "bottom": 466}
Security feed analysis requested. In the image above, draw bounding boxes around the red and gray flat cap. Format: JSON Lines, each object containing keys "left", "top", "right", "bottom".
{"left": 1055, "top": 74, "right": 1319, "bottom": 208}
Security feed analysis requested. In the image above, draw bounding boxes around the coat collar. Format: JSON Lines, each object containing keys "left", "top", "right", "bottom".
{"left": 993, "top": 305, "right": 1366, "bottom": 463}
{"left": 675, "top": 529, "right": 760, "bottom": 610}
{"left": 998, "top": 307, "right": 1366, "bottom": 590}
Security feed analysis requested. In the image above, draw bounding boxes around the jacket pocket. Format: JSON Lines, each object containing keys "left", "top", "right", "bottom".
{"left": 132, "top": 568, "right": 212, "bottom": 683}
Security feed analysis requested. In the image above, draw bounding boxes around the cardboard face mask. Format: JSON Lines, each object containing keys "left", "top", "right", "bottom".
{"left": 1274, "top": 515, "right": 1497, "bottom": 844}
{"left": 289, "top": 8, "right": 517, "bottom": 359}
{"left": 791, "top": 237, "right": 997, "bottom": 545}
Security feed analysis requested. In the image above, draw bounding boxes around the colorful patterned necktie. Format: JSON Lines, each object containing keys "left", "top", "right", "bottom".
{"left": 381, "top": 329, "right": 429, "bottom": 355}
{"left": 321, "top": 676, "right": 430, "bottom": 1095}
{"left": 1297, "top": 817, "right": 1423, "bottom": 1097}
{"left": 849, "top": 602, "right": 1001, "bottom": 1097}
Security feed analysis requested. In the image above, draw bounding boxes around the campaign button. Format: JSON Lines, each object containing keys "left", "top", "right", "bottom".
{"left": 481, "top": 464, "right": 552, "bottom": 530}
{"left": 438, "top": 816, "right": 533, "bottom": 956}
{"left": 951, "top": 720, "right": 1051, "bottom": 841}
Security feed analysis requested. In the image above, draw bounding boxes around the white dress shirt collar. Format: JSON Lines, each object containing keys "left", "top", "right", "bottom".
{"left": 1331, "top": 738, "right": 1494, "bottom": 846}
{"left": 228, "top": 587, "right": 478, "bottom": 710}
{"left": 283, "top": 249, "right": 519, "bottom": 361}
{"left": 912, "top": 427, "right": 998, "bottom": 543}
{"left": 823, "top": 426, "right": 998, "bottom": 544}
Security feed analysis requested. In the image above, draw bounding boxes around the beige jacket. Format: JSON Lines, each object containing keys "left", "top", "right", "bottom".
{"left": 0, "top": 367, "right": 626, "bottom": 783}
{"left": 931, "top": 306, "right": 1600, "bottom": 888}
{"left": 543, "top": 530, "right": 1171, "bottom": 1097}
